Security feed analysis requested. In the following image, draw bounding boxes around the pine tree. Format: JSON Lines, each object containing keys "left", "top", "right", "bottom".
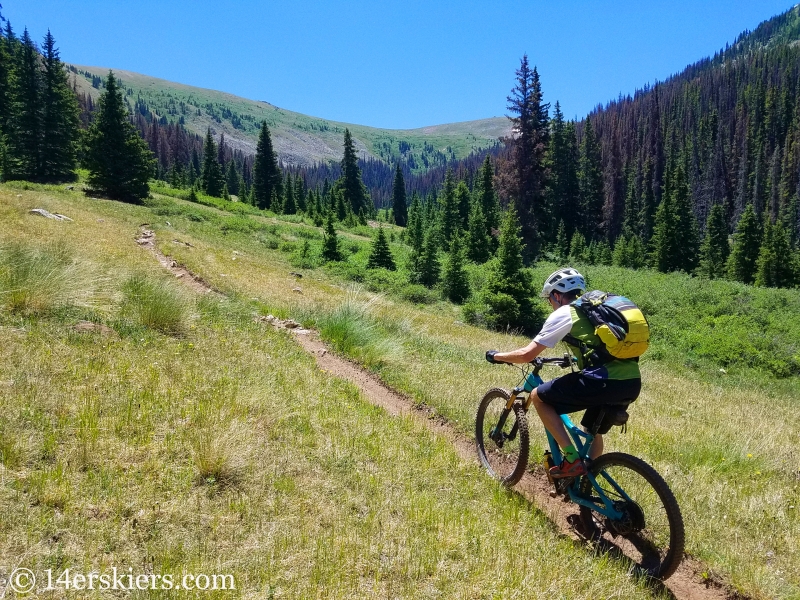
{"left": 569, "top": 231, "right": 588, "bottom": 263}
{"left": 439, "top": 167, "right": 460, "bottom": 246}
{"left": 497, "top": 56, "right": 550, "bottom": 262}
{"left": 0, "top": 19, "right": 11, "bottom": 150}
{"left": 755, "top": 220, "right": 796, "bottom": 288}
{"left": 321, "top": 213, "right": 342, "bottom": 262}
{"left": 5, "top": 29, "right": 41, "bottom": 180}
{"left": 579, "top": 118, "right": 604, "bottom": 241}
{"left": 555, "top": 219, "right": 569, "bottom": 261}
{"left": 391, "top": 163, "right": 408, "bottom": 227}
{"left": 650, "top": 182, "right": 678, "bottom": 272}
{"left": 334, "top": 128, "right": 371, "bottom": 216}
{"left": 442, "top": 232, "right": 470, "bottom": 303}
{"left": 294, "top": 174, "right": 306, "bottom": 212}
{"left": 483, "top": 208, "right": 545, "bottom": 332}
{"left": 455, "top": 180, "right": 471, "bottom": 231}
{"left": 475, "top": 155, "right": 499, "bottom": 236}
{"left": 418, "top": 228, "right": 440, "bottom": 288}
{"left": 367, "top": 225, "right": 396, "bottom": 270}
{"left": 283, "top": 172, "right": 296, "bottom": 214}
{"left": 200, "top": 128, "right": 224, "bottom": 197}
{"left": 466, "top": 200, "right": 491, "bottom": 263}
{"left": 546, "top": 102, "right": 580, "bottom": 238}
{"left": 726, "top": 203, "right": 762, "bottom": 284}
{"left": 84, "top": 72, "right": 154, "bottom": 203}
{"left": 225, "top": 160, "right": 239, "bottom": 197}
{"left": 698, "top": 203, "right": 730, "bottom": 278}
{"left": 672, "top": 165, "right": 701, "bottom": 272}
{"left": 253, "top": 121, "right": 282, "bottom": 210}
{"left": 594, "top": 240, "right": 613, "bottom": 266}
{"left": 39, "top": 31, "right": 79, "bottom": 182}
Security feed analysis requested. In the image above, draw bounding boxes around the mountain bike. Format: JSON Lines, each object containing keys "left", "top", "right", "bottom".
{"left": 475, "top": 355, "right": 685, "bottom": 579}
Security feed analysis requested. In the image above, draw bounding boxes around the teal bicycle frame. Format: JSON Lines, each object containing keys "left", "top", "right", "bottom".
{"left": 524, "top": 370, "right": 627, "bottom": 522}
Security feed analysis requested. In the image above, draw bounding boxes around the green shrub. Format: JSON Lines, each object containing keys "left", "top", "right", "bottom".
{"left": 397, "top": 284, "right": 438, "bottom": 305}
{"left": 121, "top": 273, "right": 188, "bottom": 334}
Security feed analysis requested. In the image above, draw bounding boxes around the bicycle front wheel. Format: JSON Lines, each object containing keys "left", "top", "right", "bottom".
{"left": 475, "top": 388, "right": 529, "bottom": 486}
{"left": 578, "top": 452, "right": 685, "bottom": 579}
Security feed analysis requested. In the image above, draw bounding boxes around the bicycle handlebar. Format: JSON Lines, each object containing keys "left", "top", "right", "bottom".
{"left": 532, "top": 354, "right": 573, "bottom": 369}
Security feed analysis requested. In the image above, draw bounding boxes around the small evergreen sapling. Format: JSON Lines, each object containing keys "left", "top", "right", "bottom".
{"left": 321, "top": 213, "right": 342, "bottom": 262}
{"left": 442, "top": 233, "right": 470, "bottom": 303}
{"left": 366, "top": 226, "right": 396, "bottom": 270}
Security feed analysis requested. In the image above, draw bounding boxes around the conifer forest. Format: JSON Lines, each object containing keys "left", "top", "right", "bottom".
{"left": 3, "top": 5, "right": 800, "bottom": 301}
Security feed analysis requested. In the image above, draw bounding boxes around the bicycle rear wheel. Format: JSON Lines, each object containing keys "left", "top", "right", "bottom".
{"left": 578, "top": 452, "right": 685, "bottom": 579}
{"left": 475, "top": 388, "right": 529, "bottom": 486}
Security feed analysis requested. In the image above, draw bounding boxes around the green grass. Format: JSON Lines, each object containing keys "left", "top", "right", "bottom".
{"left": 120, "top": 273, "right": 189, "bottom": 335}
{"left": 5, "top": 182, "right": 800, "bottom": 599}
{"left": 0, "top": 240, "right": 78, "bottom": 315}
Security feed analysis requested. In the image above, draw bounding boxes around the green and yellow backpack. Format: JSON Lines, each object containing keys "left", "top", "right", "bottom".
{"left": 566, "top": 290, "right": 650, "bottom": 362}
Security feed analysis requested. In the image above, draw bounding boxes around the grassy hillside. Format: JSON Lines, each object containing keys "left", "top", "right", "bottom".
{"left": 2, "top": 182, "right": 800, "bottom": 598}
{"left": 69, "top": 65, "right": 509, "bottom": 171}
{"left": 1, "top": 185, "right": 663, "bottom": 599}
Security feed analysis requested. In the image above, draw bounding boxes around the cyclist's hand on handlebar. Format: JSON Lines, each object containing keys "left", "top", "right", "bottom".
{"left": 486, "top": 350, "right": 503, "bottom": 364}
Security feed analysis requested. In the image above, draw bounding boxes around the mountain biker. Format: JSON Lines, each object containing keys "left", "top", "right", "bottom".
{"left": 485, "top": 267, "right": 642, "bottom": 479}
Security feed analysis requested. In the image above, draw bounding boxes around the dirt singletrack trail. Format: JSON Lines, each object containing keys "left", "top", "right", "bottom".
{"left": 137, "top": 228, "right": 737, "bottom": 600}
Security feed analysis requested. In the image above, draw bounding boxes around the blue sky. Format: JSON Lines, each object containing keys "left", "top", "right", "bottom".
{"left": 2, "top": 1, "right": 795, "bottom": 129}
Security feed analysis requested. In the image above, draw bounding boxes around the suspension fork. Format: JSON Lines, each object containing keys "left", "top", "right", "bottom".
{"left": 490, "top": 390, "right": 523, "bottom": 445}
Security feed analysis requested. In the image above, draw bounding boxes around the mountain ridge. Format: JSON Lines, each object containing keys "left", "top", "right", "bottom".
{"left": 68, "top": 64, "right": 510, "bottom": 171}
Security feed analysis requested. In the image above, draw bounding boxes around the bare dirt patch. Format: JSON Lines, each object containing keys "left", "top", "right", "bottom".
{"left": 138, "top": 229, "right": 738, "bottom": 600}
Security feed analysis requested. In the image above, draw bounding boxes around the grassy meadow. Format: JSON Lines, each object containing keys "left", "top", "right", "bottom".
{"left": 1, "top": 182, "right": 799, "bottom": 599}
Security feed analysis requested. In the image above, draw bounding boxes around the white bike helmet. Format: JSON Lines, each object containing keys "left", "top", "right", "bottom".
{"left": 540, "top": 267, "right": 586, "bottom": 298}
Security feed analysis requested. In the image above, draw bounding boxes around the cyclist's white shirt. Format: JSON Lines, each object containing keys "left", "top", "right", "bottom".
{"left": 532, "top": 305, "right": 573, "bottom": 348}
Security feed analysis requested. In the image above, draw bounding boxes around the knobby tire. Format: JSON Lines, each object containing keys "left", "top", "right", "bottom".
{"left": 578, "top": 452, "right": 685, "bottom": 579}
{"left": 475, "top": 388, "right": 529, "bottom": 486}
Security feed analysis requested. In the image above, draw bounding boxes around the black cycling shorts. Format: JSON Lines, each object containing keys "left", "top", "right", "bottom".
{"left": 536, "top": 372, "right": 641, "bottom": 432}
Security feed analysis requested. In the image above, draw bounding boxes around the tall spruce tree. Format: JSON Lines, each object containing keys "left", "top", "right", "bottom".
{"left": 439, "top": 167, "right": 460, "bottom": 246}
{"left": 498, "top": 55, "right": 550, "bottom": 262}
{"left": 200, "top": 128, "right": 224, "bottom": 197}
{"left": 253, "top": 121, "right": 282, "bottom": 210}
{"left": 546, "top": 102, "right": 580, "bottom": 238}
{"left": 282, "top": 172, "right": 296, "bottom": 214}
{"left": 334, "top": 128, "right": 371, "bottom": 216}
{"left": 455, "top": 180, "right": 472, "bottom": 231}
{"left": 578, "top": 118, "right": 604, "bottom": 241}
{"left": 367, "top": 225, "right": 396, "bottom": 270}
{"left": 0, "top": 17, "right": 11, "bottom": 153}
{"left": 294, "top": 174, "right": 306, "bottom": 212}
{"left": 672, "top": 165, "right": 701, "bottom": 272}
{"left": 475, "top": 155, "right": 499, "bottom": 236}
{"left": 418, "top": 228, "right": 440, "bottom": 288}
{"left": 38, "top": 31, "right": 79, "bottom": 182}
{"left": 755, "top": 220, "right": 796, "bottom": 288}
{"left": 225, "top": 160, "right": 239, "bottom": 197}
{"left": 5, "top": 28, "right": 41, "bottom": 180}
{"left": 650, "top": 184, "right": 679, "bottom": 273}
{"left": 84, "top": 72, "right": 154, "bottom": 203}
{"left": 466, "top": 200, "right": 491, "bottom": 263}
{"left": 442, "top": 232, "right": 470, "bottom": 303}
{"left": 391, "top": 163, "right": 408, "bottom": 226}
{"left": 698, "top": 203, "right": 730, "bottom": 278}
{"left": 726, "top": 203, "right": 762, "bottom": 284}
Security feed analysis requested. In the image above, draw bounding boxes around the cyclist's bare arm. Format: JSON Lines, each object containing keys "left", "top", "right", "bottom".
{"left": 493, "top": 341, "right": 548, "bottom": 364}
